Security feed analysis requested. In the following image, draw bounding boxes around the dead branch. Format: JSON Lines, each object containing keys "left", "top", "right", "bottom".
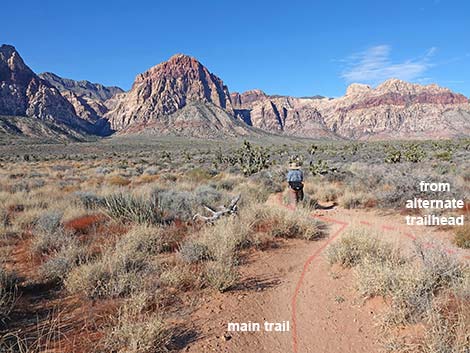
{"left": 193, "top": 194, "right": 241, "bottom": 223}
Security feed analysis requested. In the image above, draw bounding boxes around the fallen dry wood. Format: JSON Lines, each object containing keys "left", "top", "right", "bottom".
{"left": 193, "top": 194, "right": 241, "bottom": 223}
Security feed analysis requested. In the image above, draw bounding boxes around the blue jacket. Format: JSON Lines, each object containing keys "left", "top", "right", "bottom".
{"left": 287, "top": 169, "right": 303, "bottom": 182}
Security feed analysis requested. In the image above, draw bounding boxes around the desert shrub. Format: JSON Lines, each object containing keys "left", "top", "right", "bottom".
{"left": 0, "top": 265, "right": 17, "bottom": 323}
{"left": 249, "top": 170, "right": 283, "bottom": 194}
{"left": 119, "top": 225, "right": 166, "bottom": 255}
{"left": 200, "top": 217, "right": 251, "bottom": 261}
{"left": 31, "top": 228, "right": 73, "bottom": 255}
{"left": 155, "top": 190, "right": 195, "bottom": 221}
{"left": 216, "top": 178, "right": 236, "bottom": 191}
{"left": 454, "top": 224, "right": 470, "bottom": 249}
{"left": 330, "top": 231, "right": 467, "bottom": 326}
{"left": 269, "top": 207, "right": 324, "bottom": 240}
{"left": 107, "top": 175, "right": 131, "bottom": 186}
{"left": 75, "top": 191, "right": 104, "bottom": 209}
{"left": 422, "top": 295, "right": 470, "bottom": 353}
{"left": 143, "top": 166, "right": 159, "bottom": 175}
{"left": 193, "top": 185, "right": 222, "bottom": 206}
{"left": 102, "top": 193, "right": 162, "bottom": 225}
{"left": 326, "top": 228, "right": 395, "bottom": 267}
{"left": 34, "top": 210, "right": 63, "bottom": 235}
{"left": 234, "top": 140, "right": 271, "bottom": 176}
{"left": 403, "top": 143, "right": 427, "bottom": 163}
{"left": 160, "top": 263, "right": 199, "bottom": 291}
{"left": 40, "top": 241, "right": 88, "bottom": 282}
{"left": 315, "top": 185, "right": 341, "bottom": 202}
{"left": 204, "top": 259, "right": 239, "bottom": 292}
{"left": 103, "top": 293, "right": 170, "bottom": 353}
{"left": 185, "top": 168, "right": 212, "bottom": 182}
{"left": 242, "top": 204, "right": 324, "bottom": 241}
{"left": 339, "top": 191, "right": 367, "bottom": 209}
{"left": 65, "top": 235, "right": 155, "bottom": 299}
{"left": 178, "top": 240, "right": 210, "bottom": 263}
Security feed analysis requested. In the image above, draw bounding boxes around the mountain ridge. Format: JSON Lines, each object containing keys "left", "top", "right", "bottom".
{"left": 1, "top": 44, "right": 470, "bottom": 141}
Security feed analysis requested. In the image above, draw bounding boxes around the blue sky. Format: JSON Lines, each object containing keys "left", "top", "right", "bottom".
{"left": 2, "top": 0, "right": 469, "bottom": 97}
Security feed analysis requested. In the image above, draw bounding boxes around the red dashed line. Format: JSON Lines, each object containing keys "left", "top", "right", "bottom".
{"left": 290, "top": 218, "right": 348, "bottom": 353}
{"left": 275, "top": 195, "right": 467, "bottom": 353}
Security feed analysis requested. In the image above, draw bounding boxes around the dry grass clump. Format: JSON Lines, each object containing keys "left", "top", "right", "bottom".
{"left": 326, "top": 228, "right": 394, "bottom": 267}
{"left": 327, "top": 229, "right": 469, "bottom": 350}
{"left": 40, "top": 240, "right": 88, "bottom": 282}
{"left": 178, "top": 240, "right": 210, "bottom": 263}
{"left": 102, "top": 292, "right": 170, "bottom": 353}
{"left": 314, "top": 184, "right": 342, "bottom": 202}
{"left": 64, "top": 228, "right": 158, "bottom": 299}
{"left": 107, "top": 175, "right": 131, "bottom": 186}
{"left": 160, "top": 263, "right": 199, "bottom": 291}
{"left": 0, "top": 263, "right": 17, "bottom": 323}
{"left": 454, "top": 223, "right": 470, "bottom": 249}
{"left": 101, "top": 192, "right": 162, "bottom": 225}
{"left": 243, "top": 204, "right": 325, "bottom": 241}
{"left": 154, "top": 190, "right": 195, "bottom": 221}
{"left": 339, "top": 191, "right": 368, "bottom": 209}
{"left": 204, "top": 259, "right": 239, "bottom": 293}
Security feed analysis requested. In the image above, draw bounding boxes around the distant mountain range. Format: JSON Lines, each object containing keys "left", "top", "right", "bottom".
{"left": 1, "top": 44, "right": 469, "bottom": 141}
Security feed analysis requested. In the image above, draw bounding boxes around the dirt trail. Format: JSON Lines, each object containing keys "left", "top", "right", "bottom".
{"left": 187, "top": 201, "right": 469, "bottom": 353}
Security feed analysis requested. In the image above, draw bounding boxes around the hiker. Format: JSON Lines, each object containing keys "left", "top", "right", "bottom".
{"left": 287, "top": 162, "right": 304, "bottom": 204}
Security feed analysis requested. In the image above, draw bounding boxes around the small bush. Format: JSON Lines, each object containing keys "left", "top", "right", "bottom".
{"left": 65, "top": 235, "right": 155, "bottom": 299}
{"left": 454, "top": 223, "right": 470, "bottom": 249}
{"left": 178, "top": 240, "right": 210, "bottom": 263}
{"left": 103, "top": 293, "right": 170, "bottom": 353}
{"left": 0, "top": 265, "right": 17, "bottom": 322}
{"left": 31, "top": 229, "right": 73, "bottom": 255}
{"left": 339, "top": 191, "right": 367, "bottom": 209}
{"left": 107, "top": 175, "right": 131, "bottom": 186}
{"left": 204, "top": 259, "right": 238, "bottom": 292}
{"left": 160, "top": 264, "right": 198, "bottom": 291}
{"left": 102, "top": 193, "right": 162, "bottom": 225}
{"left": 326, "top": 228, "right": 394, "bottom": 267}
{"left": 155, "top": 190, "right": 195, "bottom": 221}
{"left": 34, "top": 211, "right": 63, "bottom": 235}
{"left": 201, "top": 217, "right": 251, "bottom": 261}
{"left": 75, "top": 191, "right": 104, "bottom": 209}
{"left": 194, "top": 185, "right": 222, "bottom": 207}
{"left": 40, "top": 241, "right": 88, "bottom": 282}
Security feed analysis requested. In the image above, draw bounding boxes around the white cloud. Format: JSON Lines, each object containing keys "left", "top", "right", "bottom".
{"left": 341, "top": 45, "right": 436, "bottom": 85}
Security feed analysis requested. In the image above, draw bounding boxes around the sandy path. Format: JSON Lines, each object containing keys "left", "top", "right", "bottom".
{"left": 186, "top": 204, "right": 469, "bottom": 353}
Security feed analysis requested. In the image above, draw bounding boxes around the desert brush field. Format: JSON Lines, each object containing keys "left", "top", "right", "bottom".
{"left": 0, "top": 136, "right": 469, "bottom": 353}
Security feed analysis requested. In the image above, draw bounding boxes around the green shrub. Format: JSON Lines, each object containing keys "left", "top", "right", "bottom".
{"left": 102, "top": 193, "right": 162, "bottom": 225}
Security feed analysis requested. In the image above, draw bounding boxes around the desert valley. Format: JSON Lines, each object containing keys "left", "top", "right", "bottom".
{"left": 0, "top": 41, "right": 469, "bottom": 353}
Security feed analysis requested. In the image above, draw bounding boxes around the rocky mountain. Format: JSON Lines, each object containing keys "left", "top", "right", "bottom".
{"left": 105, "top": 54, "right": 237, "bottom": 135}
{"left": 39, "top": 72, "right": 122, "bottom": 132}
{"left": 1, "top": 43, "right": 469, "bottom": 141}
{"left": 232, "top": 79, "right": 470, "bottom": 140}
{"left": 39, "top": 72, "right": 123, "bottom": 101}
{"left": 0, "top": 45, "right": 110, "bottom": 137}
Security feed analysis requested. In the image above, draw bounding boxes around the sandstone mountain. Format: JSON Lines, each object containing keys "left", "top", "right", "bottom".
{"left": 232, "top": 79, "right": 470, "bottom": 140}
{"left": 39, "top": 72, "right": 123, "bottom": 133}
{"left": 1, "top": 44, "right": 470, "bottom": 141}
{"left": 105, "top": 54, "right": 238, "bottom": 136}
{"left": 39, "top": 72, "right": 123, "bottom": 101}
{"left": 0, "top": 45, "right": 110, "bottom": 138}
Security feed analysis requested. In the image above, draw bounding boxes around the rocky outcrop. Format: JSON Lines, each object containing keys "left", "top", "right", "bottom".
{"left": 39, "top": 72, "right": 123, "bottom": 101}
{"left": 0, "top": 45, "right": 109, "bottom": 136}
{"left": 233, "top": 79, "right": 470, "bottom": 140}
{"left": 105, "top": 54, "right": 234, "bottom": 132}
{"left": 230, "top": 90, "right": 338, "bottom": 138}
{"left": 319, "top": 79, "right": 470, "bottom": 139}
